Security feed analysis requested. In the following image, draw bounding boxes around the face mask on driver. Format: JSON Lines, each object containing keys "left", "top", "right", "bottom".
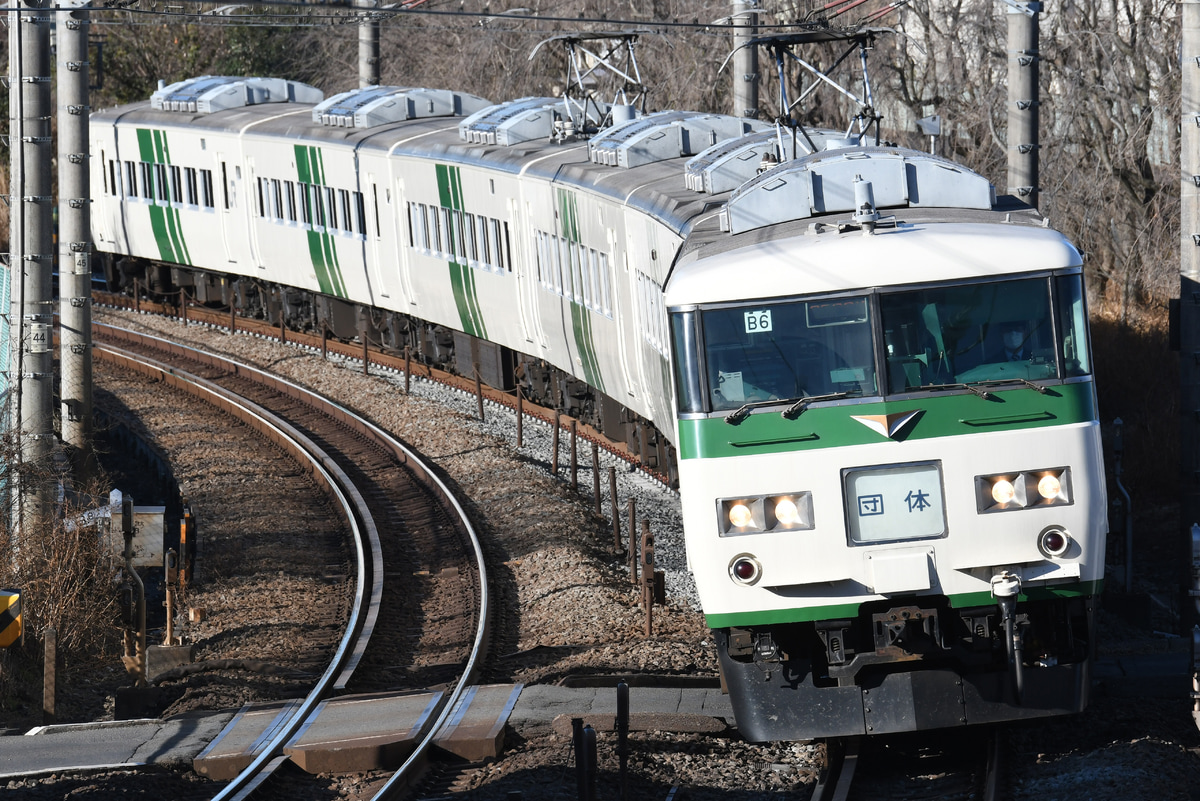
{"left": 1003, "top": 329, "right": 1024, "bottom": 350}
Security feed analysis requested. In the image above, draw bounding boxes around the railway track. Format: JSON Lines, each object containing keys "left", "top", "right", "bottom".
{"left": 93, "top": 322, "right": 491, "bottom": 800}
{"left": 812, "top": 729, "right": 1003, "bottom": 801}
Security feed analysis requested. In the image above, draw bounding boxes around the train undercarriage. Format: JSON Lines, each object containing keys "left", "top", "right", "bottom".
{"left": 100, "top": 256, "right": 678, "bottom": 484}
{"left": 716, "top": 594, "right": 1095, "bottom": 741}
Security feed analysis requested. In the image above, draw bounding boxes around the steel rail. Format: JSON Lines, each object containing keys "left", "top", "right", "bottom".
{"left": 94, "top": 323, "right": 491, "bottom": 801}
{"left": 94, "top": 340, "right": 374, "bottom": 799}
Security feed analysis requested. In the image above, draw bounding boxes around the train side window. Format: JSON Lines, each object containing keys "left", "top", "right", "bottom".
{"left": 107, "top": 158, "right": 116, "bottom": 196}
{"left": 355, "top": 191, "right": 366, "bottom": 237}
{"left": 284, "top": 181, "right": 297, "bottom": 222}
{"left": 170, "top": 166, "right": 183, "bottom": 204}
{"left": 339, "top": 189, "right": 352, "bottom": 232}
{"left": 185, "top": 168, "right": 198, "bottom": 205}
{"left": 201, "top": 169, "right": 215, "bottom": 209}
{"left": 314, "top": 188, "right": 327, "bottom": 228}
{"left": 299, "top": 184, "right": 312, "bottom": 226}
{"left": 478, "top": 216, "right": 492, "bottom": 268}
{"left": 140, "top": 163, "right": 154, "bottom": 201}
{"left": 493, "top": 220, "right": 507, "bottom": 273}
{"left": 430, "top": 206, "right": 443, "bottom": 254}
{"left": 671, "top": 311, "right": 704, "bottom": 414}
{"left": 503, "top": 221, "right": 512, "bottom": 273}
{"left": 598, "top": 252, "right": 612, "bottom": 316}
{"left": 155, "top": 164, "right": 169, "bottom": 205}
{"left": 126, "top": 162, "right": 138, "bottom": 198}
{"left": 255, "top": 177, "right": 266, "bottom": 218}
{"left": 1055, "top": 274, "right": 1091, "bottom": 377}
{"left": 454, "top": 210, "right": 468, "bottom": 259}
{"left": 220, "top": 162, "right": 230, "bottom": 209}
{"left": 464, "top": 213, "right": 478, "bottom": 263}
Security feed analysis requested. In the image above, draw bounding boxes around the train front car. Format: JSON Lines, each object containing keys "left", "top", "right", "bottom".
{"left": 667, "top": 147, "right": 1106, "bottom": 742}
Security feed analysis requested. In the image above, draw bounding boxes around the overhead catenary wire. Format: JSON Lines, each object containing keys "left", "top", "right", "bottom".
{"left": 0, "top": 0, "right": 907, "bottom": 31}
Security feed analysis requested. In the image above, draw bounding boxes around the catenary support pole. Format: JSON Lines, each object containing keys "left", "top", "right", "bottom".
{"left": 1180, "top": 0, "right": 1200, "bottom": 642}
{"left": 358, "top": 0, "right": 380, "bottom": 88}
{"left": 58, "top": 0, "right": 94, "bottom": 476}
{"left": 9, "top": 0, "right": 56, "bottom": 539}
{"left": 732, "top": 0, "right": 759, "bottom": 119}
{"left": 1006, "top": 1, "right": 1040, "bottom": 207}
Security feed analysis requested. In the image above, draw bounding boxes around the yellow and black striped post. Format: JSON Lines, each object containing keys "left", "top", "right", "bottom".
{"left": 0, "top": 590, "right": 22, "bottom": 648}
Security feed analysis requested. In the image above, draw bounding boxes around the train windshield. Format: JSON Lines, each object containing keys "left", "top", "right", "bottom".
{"left": 695, "top": 296, "right": 878, "bottom": 412}
{"left": 671, "top": 273, "right": 1091, "bottom": 415}
{"left": 878, "top": 273, "right": 1091, "bottom": 392}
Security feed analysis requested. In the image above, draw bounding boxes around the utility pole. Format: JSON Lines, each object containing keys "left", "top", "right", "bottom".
{"left": 1006, "top": 0, "right": 1040, "bottom": 207}
{"left": 58, "top": 0, "right": 94, "bottom": 474}
{"left": 357, "top": 0, "right": 380, "bottom": 88}
{"left": 1179, "top": 0, "right": 1200, "bottom": 638}
{"left": 8, "top": 0, "right": 56, "bottom": 538}
{"left": 731, "top": 0, "right": 759, "bottom": 119}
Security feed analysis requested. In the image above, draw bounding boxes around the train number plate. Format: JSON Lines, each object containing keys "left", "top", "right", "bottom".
{"left": 843, "top": 462, "right": 947, "bottom": 544}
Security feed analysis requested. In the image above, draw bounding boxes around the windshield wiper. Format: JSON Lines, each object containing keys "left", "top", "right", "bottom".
{"left": 724, "top": 398, "right": 782, "bottom": 425}
{"left": 725, "top": 389, "right": 862, "bottom": 425}
{"left": 782, "top": 390, "right": 860, "bottom": 420}
{"left": 922, "top": 382, "right": 994, "bottom": 399}
{"left": 969, "top": 377, "right": 1048, "bottom": 394}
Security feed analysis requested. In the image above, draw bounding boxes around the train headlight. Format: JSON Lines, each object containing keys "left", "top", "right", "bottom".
{"left": 1037, "top": 473, "right": 1063, "bottom": 501}
{"left": 728, "top": 503, "right": 755, "bottom": 529}
{"left": 729, "top": 554, "right": 762, "bottom": 585}
{"left": 990, "top": 479, "right": 1017, "bottom": 505}
{"left": 976, "top": 468, "right": 1072, "bottom": 513}
{"left": 717, "top": 492, "right": 814, "bottom": 535}
{"left": 775, "top": 497, "right": 802, "bottom": 526}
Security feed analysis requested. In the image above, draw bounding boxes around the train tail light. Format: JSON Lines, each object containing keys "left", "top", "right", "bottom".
{"left": 1038, "top": 527, "right": 1071, "bottom": 558}
{"left": 729, "top": 555, "right": 762, "bottom": 585}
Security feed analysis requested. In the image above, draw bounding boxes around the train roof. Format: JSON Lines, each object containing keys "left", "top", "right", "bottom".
{"left": 95, "top": 82, "right": 1080, "bottom": 306}
{"left": 664, "top": 206, "right": 1083, "bottom": 308}
{"left": 92, "top": 95, "right": 730, "bottom": 236}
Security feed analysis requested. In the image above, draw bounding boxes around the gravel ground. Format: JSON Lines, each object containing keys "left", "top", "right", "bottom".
{"left": 3, "top": 307, "right": 1199, "bottom": 800}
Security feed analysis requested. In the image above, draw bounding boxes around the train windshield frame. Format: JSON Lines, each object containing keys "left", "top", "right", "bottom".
{"left": 670, "top": 271, "right": 1092, "bottom": 416}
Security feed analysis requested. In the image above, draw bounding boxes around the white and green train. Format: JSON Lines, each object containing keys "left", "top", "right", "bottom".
{"left": 91, "top": 74, "right": 1106, "bottom": 741}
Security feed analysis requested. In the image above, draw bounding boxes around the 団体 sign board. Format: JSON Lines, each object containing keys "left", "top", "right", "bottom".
{"left": 0, "top": 590, "right": 21, "bottom": 648}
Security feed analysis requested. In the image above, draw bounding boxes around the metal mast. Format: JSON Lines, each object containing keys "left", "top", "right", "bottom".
{"left": 1180, "top": 0, "right": 1200, "bottom": 648}
{"left": 8, "top": 0, "right": 55, "bottom": 535}
{"left": 57, "top": 0, "right": 93, "bottom": 471}
{"left": 1006, "top": 0, "right": 1040, "bottom": 207}
{"left": 358, "top": 0, "right": 380, "bottom": 88}
{"left": 731, "top": 0, "right": 760, "bottom": 119}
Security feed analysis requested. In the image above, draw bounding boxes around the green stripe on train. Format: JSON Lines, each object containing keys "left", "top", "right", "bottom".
{"left": 436, "top": 164, "right": 487, "bottom": 338}
{"left": 135, "top": 129, "right": 192, "bottom": 266}
{"left": 294, "top": 145, "right": 346, "bottom": 298}
{"left": 703, "top": 580, "right": 1103, "bottom": 628}
{"left": 558, "top": 188, "right": 604, "bottom": 392}
{"left": 677, "top": 381, "right": 1097, "bottom": 460}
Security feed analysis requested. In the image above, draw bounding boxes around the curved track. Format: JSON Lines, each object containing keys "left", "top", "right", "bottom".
{"left": 94, "top": 323, "right": 491, "bottom": 800}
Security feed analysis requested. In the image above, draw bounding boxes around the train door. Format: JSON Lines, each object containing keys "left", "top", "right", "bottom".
{"left": 606, "top": 226, "right": 637, "bottom": 399}
{"left": 394, "top": 174, "right": 419, "bottom": 306}
{"left": 517, "top": 198, "right": 548, "bottom": 350}
{"left": 244, "top": 156, "right": 263, "bottom": 267}
{"left": 215, "top": 154, "right": 241, "bottom": 265}
{"left": 365, "top": 174, "right": 390, "bottom": 302}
